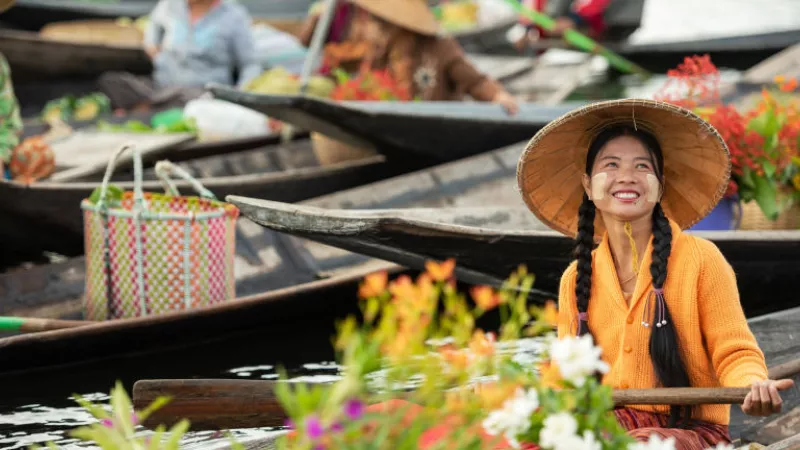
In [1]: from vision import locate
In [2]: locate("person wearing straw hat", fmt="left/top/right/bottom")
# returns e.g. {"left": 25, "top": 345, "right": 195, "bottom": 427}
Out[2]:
{"left": 517, "top": 99, "right": 793, "bottom": 448}
{"left": 329, "top": 0, "right": 519, "bottom": 114}
{"left": 0, "top": 0, "right": 22, "bottom": 180}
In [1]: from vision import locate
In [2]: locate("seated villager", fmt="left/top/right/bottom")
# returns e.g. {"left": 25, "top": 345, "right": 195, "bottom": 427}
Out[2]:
{"left": 339, "top": 0, "right": 519, "bottom": 114}
{"left": 98, "top": 0, "right": 263, "bottom": 112}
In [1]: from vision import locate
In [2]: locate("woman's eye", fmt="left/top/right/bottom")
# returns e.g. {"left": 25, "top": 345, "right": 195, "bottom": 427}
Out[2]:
{"left": 605, "top": 162, "right": 617, "bottom": 168}
{"left": 636, "top": 163, "right": 652, "bottom": 170}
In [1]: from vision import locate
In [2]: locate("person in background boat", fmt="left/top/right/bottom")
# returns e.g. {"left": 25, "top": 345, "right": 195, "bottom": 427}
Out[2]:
{"left": 0, "top": 0, "right": 22, "bottom": 180}
{"left": 297, "top": 0, "right": 369, "bottom": 75}
{"left": 343, "top": 0, "right": 519, "bottom": 115}
{"left": 517, "top": 99, "right": 793, "bottom": 449}
{"left": 97, "top": 0, "right": 263, "bottom": 112}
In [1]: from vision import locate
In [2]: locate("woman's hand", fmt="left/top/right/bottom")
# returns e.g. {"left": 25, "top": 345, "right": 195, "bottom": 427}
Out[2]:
{"left": 741, "top": 379, "right": 795, "bottom": 416}
{"left": 493, "top": 91, "right": 519, "bottom": 116}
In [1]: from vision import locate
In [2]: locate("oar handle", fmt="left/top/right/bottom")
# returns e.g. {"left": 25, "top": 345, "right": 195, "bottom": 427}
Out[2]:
{"left": 0, "top": 316, "right": 90, "bottom": 333}
{"left": 132, "top": 369, "right": 796, "bottom": 432}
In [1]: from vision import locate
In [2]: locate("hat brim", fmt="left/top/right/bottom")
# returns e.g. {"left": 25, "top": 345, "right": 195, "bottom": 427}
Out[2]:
{"left": 516, "top": 98, "right": 731, "bottom": 239}
{"left": 349, "top": 0, "right": 440, "bottom": 36}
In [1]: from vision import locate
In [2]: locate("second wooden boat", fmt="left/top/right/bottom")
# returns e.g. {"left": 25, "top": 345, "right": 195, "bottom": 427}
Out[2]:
{"left": 208, "top": 85, "right": 583, "bottom": 162}
{"left": 0, "top": 139, "right": 397, "bottom": 267}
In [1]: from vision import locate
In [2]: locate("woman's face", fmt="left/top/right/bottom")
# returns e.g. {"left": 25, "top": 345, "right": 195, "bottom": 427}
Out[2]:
{"left": 582, "top": 135, "right": 662, "bottom": 222}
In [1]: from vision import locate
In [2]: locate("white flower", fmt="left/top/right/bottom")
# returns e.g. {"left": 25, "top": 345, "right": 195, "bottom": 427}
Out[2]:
{"left": 628, "top": 434, "right": 677, "bottom": 450}
{"left": 705, "top": 444, "right": 734, "bottom": 450}
{"left": 549, "top": 334, "right": 609, "bottom": 386}
{"left": 553, "top": 430, "right": 602, "bottom": 450}
{"left": 482, "top": 388, "right": 539, "bottom": 448}
{"left": 539, "top": 412, "right": 578, "bottom": 449}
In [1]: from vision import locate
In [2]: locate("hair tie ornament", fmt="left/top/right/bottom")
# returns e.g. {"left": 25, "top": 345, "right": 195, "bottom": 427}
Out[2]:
{"left": 641, "top": 288, "right": 668, "bottom": 328}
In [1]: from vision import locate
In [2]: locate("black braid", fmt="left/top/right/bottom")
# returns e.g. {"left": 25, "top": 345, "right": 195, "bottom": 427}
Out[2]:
{"left": 649, "top": 203, "right": 692, "bottom": 427}
{"left": 574, "top": 194, "right": 596, "bottom": 336}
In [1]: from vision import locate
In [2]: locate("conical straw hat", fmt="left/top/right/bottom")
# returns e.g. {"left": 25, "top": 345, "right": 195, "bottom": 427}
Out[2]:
{"left": 516, "top": 98, "right": 731, "bottom": 239}
{"left": 0, "top": 0, "right": 14, "bottom": 13}
{"left": 349, "top": 0, "right": 440, "bottom": 36}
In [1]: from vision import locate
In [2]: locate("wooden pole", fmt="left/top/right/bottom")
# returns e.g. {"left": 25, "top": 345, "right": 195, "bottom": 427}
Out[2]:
{"left": 133, "top": 356, "right": 799, "bottom": 431}
{"left": 0, "top": 316, "right": 90, "bottom": 333}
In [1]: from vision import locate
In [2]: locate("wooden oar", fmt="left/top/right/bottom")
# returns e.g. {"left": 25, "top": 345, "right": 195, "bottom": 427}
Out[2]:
{"left": 132, "top": 357, "right": 800, "bottom": 431}
{"left": 501, "top": 0, "right": 651, "bottom": 78}
{"left": 0, "top": 316, "right": 91, "bottom": 333}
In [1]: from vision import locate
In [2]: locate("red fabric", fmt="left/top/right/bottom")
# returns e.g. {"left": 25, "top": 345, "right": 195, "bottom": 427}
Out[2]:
{"left": 570, "top": 0, "right": 611, "bottom": 36}
{"left": 362, "top": 401, "right": 730, "bottom": 450}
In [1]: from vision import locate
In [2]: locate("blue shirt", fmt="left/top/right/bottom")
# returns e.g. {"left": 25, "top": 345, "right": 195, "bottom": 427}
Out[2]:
{"left": 144, "top": 0, "right": 263, "bottom": 90}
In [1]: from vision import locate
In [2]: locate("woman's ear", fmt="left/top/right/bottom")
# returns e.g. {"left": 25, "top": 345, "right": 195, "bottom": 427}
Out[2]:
{"left": 582, "top": 173, "right": 592, "bottom": 200}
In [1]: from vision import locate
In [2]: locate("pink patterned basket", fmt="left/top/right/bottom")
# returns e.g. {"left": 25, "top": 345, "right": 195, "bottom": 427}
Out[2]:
{"left": 81, "top": 144, "right": 239, "bottom": 320}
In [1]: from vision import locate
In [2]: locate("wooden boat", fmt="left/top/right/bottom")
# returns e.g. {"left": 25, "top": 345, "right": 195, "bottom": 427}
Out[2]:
{"left": 0, "top": 138, "right": 399, "bottom": 268}
{"left": 208, "top": 85, "right": 584, "bottom": 162}
{"left": 224, "top": 140, "right": 800, "bottom": 319}
{"left": 0, "top": 259, "right": 405, "bottom": 378}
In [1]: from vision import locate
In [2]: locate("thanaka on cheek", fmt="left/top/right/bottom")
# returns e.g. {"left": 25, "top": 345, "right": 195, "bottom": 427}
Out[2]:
{"left": 646, "top": 174, "right": 660, "bottom": 203}
{"left": 591, "top": 172, "right": 608, "bottom": 201}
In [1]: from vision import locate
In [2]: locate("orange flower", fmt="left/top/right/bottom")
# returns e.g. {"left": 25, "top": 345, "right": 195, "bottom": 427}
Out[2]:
{"left": 468, "top": 330, "right": 495, "bottom": 357}
{"left": 440, "top": 348, "right": 470, "bottom": 370}
{"left": 542, "top": 300, "right": 558, "bottom": 327}
{"left": 389, "top": 275, "right": 416, "bottom": 300}
{"left": 780, "top": 77, "right": 798, "bottom": 92}
{"left": 474, "top": 382, "right": 520, "bottom": 410}
{"left": 358, "top": 271, "right": 388, "bottom": 299}
{"left": 425, "top": 258, "right": 455, "bottom": 282}
{"left": 538, "top": 361, "right": 562, "bottom": 388}
{"left": 471, "top": 285, "right": 502, "bottom": 310}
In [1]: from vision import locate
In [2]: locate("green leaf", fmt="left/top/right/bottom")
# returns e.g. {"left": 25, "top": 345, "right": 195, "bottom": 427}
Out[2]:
{"left": 763, "top": 161, "right": 777, "bottom": 178}
{"left": 748, "top": 109, "right": 781, "bottom": 138}
{"left": 752, "top": 174, "right": 780, "bottom": 220}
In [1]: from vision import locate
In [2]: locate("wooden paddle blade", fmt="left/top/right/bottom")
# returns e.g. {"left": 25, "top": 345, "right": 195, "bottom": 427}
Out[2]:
{"left": 133, "top": 379, "right": 287, "bottom": 430}
{"left": 611, "top": 387, "right": 750, "bottom": 405}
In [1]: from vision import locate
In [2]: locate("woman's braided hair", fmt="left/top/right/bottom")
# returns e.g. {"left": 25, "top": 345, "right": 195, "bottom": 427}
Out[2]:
{"left": 574, "top": 125, "right": 692, "bottom": 427}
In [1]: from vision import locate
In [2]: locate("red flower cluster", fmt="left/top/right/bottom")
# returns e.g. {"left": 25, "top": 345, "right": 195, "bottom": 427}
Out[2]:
{"left": 656, "top": 55, "right": 800, "bottom": 198}
{"left": 329, "top": 69, "right": 412, "bottom": 102}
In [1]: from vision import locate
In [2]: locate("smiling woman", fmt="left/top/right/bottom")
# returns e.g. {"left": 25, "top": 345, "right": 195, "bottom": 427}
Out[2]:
{"left": 516, "top": 99, "right": 795, "bottom": 450}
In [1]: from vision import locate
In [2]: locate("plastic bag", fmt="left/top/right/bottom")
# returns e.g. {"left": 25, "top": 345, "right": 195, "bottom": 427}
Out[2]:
{"left": 183, "top": 97, "right": 271, "bottom": 140}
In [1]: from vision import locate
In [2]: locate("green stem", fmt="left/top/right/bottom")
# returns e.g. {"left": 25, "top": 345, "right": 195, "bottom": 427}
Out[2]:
{"left": 0, "top": 316, "right": 24, "bottom": 331}
{"left": 502, "top": 0, "right": 651, "bottom": 79}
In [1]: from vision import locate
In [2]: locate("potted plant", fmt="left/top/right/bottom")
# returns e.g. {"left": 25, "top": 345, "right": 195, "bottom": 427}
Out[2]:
{"left": 656, "top": 55, "right": 800, "bottom": 230}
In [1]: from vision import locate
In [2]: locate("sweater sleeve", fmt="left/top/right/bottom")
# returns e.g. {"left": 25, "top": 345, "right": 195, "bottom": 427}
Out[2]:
{"left": 557, "top": 261, "right": 579, "bottom": 339}
{"left": 696, "top": 239, "right": 768, "bottom": 387}
{"left": 440, "top": 38, "right": 501, "bottom": 102}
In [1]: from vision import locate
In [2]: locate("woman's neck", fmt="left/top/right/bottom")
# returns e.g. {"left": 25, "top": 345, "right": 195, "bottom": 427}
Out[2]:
{"left": 603, "top": 214, "right": 652, "bottom": 277}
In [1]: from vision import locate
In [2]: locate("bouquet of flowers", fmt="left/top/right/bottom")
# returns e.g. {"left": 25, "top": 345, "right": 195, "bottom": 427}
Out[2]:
{"left": 655, "top": 55, "right": 800, "bottom": 221}
{"left": 329, "top": 68, "right": 412, "bottom": 102}
{"left": 272, "top": 260, "right": 656, "bottom": 450}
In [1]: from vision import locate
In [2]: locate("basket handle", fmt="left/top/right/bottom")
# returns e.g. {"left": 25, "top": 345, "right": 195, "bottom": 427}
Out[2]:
{"left": 153, "top": 160, "right": 217, "bottom": 200}
{"left": 96, "top": 143, "right": 145, "bottom": 210}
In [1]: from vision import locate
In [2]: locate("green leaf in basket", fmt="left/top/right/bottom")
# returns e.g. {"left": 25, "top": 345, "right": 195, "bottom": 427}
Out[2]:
{"left": 89, "top": 184, "right": 124, "bottom": 205}
{"left": 752, "top": 174, "right": 780, "bottom": 220}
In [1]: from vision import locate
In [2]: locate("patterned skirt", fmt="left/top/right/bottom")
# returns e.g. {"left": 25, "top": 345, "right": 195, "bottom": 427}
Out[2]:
{"left": 614, "top": 408, "right": 731, "bottom": 450}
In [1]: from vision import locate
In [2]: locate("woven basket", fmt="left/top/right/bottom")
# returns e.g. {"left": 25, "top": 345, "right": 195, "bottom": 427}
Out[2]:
{"left": 81, "top": 144, "right": 239, "bottom": 321}
{"left": 738, "top": 200, "right": 800, "bottom": 230}
{"left": 40, "top": 20, "right": 143, "bottom": 47}
{"left": 311, "top": 132, "right": 376, "bottom": 166}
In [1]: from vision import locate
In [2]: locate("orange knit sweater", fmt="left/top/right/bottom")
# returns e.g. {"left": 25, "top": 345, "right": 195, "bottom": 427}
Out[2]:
{"left": 557, "top": 219, "right": 768, "bottom": 425}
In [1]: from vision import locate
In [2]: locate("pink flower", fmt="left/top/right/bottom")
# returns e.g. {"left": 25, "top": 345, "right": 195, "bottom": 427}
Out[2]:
{"left": 344, "top": 398, "right": 364, "bottom": 420}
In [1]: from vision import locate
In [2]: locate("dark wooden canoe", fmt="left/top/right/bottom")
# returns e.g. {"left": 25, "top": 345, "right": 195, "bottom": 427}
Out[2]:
{"left": 0, "top": 260, "right": 404, "bottom": 378}
{"left": 208, "top": 85, "right": 583, "bottom": 162}
{"left": 0, "top": 29, "right": 150, "bottom": 81}
{"left": 225, "top": 141, "right": 800, "bottom": 319}
{"left": 0, "top": 139, "right": 400, "bottom": 267}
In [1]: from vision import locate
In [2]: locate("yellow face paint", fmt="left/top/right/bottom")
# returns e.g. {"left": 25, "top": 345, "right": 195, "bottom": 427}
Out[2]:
{"left": 646, "top": 174, "right": 660, "bottom": 203}
{"left": 591, "top": 173, "right": 608, "bottom": 201}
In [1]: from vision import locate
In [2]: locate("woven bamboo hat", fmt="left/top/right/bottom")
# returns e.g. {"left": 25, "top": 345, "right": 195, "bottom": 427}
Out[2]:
{"left": 516, "top": 98, "right": 731, "bottom": 239}
{"left": 0, "top": 0, "right": 14, "bottom": 13}
{"left": 348, "top": 0, "right": 440, "bottom": 36}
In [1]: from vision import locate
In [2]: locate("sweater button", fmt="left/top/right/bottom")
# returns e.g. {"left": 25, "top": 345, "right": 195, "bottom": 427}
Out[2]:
{"left": 626, "top": 317, "right": 633, "bottom": 324}
{"left": 624, "top": 346, "right": 632, "bottom": 353}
